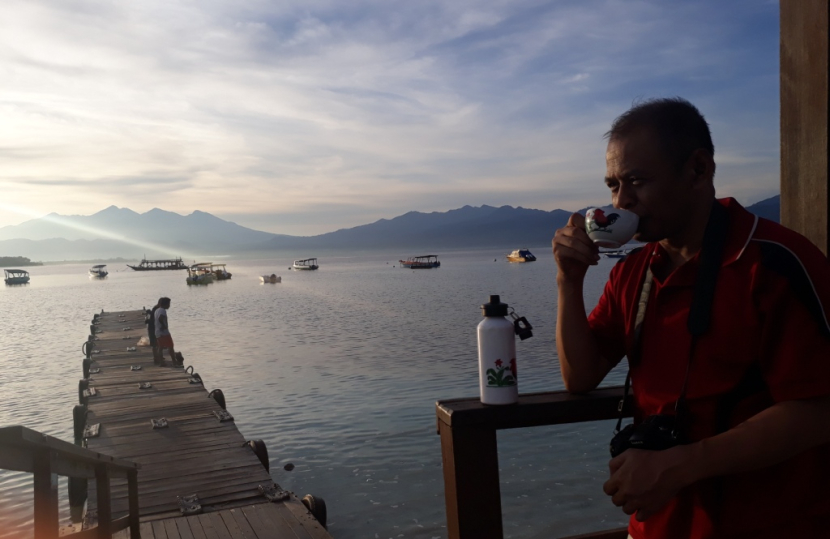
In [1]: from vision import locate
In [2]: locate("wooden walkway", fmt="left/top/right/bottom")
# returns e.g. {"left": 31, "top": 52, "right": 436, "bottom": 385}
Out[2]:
{"left": 78, "top": 309, "right": 331, "bottom": 538}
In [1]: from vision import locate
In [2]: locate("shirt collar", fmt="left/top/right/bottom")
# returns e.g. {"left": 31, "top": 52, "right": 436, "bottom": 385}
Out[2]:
{"left": 645, "top": 197, "right": 757, "bottom": 287}
{"left": 718, "top": 197, "right": 759, "bottom": 267}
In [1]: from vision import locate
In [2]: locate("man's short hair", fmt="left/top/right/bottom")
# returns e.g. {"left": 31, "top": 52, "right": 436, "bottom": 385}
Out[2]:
{"left": 160, "top": 297, "right": 171, "bottom": 308}
{"left": 605, "top": 97, "right": 714, "bottom": 173}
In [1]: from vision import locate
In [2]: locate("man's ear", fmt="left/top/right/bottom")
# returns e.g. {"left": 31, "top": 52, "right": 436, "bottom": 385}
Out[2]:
{"left": 689, "top": 148, "right": 715, "bottom": 184}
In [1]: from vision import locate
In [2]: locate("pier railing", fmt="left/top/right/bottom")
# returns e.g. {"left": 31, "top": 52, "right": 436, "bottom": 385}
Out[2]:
{"left": 0, "top": 425, "right": 141, "bottom": 539}
{"left": 436, "top": 386, "right": 633, "bottom": 539}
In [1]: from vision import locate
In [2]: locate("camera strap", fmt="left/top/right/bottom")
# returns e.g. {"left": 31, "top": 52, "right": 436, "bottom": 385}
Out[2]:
{"left": 614, "top": 200, "right": 729, "bottom": 435}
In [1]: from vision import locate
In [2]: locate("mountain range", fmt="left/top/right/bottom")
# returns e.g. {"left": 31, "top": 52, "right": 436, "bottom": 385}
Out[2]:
{"left": 0, "top": 196, "right": 781, "bottom": 261}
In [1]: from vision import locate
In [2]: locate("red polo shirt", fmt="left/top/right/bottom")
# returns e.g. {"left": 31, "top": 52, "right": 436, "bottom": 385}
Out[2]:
{"left": 588, "top": 198, "right": 830, "bottom": 538}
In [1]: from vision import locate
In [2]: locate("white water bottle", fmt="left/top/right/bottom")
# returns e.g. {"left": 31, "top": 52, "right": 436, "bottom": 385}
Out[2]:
{"left": 477, "top": 295, "right": 518, "bottom": 405}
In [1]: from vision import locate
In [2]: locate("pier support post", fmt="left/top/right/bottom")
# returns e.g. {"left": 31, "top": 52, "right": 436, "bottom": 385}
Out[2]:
{"left": 33, "top": 448, "right": 58, "bottom": 539}
{"left": 95, "top": 464, "right": 113, "bottom": 539}
{"left": 439, "top": 422, "right": 503, "bottom": 539}
{"left": 128, "top": 469, "right": 140, "bottom": 538}
{"left": 781, "top": 0, "right": 830, "bottom": 254}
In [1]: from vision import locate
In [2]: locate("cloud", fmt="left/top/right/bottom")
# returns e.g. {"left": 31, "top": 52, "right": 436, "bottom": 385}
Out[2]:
{"left": 0, "top": 0, "right": 780, "bottom": 233}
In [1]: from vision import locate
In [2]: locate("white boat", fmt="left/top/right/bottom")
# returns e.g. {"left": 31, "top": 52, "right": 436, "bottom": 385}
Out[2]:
{"left": 292, "top": 258, "right": 319, "bottom": 270}
{"left": 186, "top": 263, "right": 215, "bottom": 285}
{"left": 260, "top": 274, "right": 282, "bottom": 283}
{"left": 209, "top": 263, "right": 232, "bottom": 280}
{"left": 89, "top": 264, "right": 109, "bottom": 278}
{"left": 4, "top": 269, "right": 30, "bottom": 285}
{"left": 506, "top": 249, "right": 536, "bottom": 263}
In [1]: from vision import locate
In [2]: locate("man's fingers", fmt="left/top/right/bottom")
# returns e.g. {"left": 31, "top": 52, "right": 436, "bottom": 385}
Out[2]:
{"left": 566, "top": 212, "right": 586, "bottom": 229}
{"left": 622, "top": 501, "right": 640, "bottom": 516}
{"left": 602, "top": 478, "right": 618, "bottom": 497}
{"left": 554, "top": 242, "right": 599, "bottom": 267}
{"left": 635, "top": 508, "right": 652, "bottom": 522}
{"left": 609, "top": 454, "right": 625, "bottom": 474}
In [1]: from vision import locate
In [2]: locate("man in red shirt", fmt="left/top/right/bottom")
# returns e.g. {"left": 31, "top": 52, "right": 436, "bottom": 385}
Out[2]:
{"left": 552, "top": 97, "right": 830, "bottom": 538}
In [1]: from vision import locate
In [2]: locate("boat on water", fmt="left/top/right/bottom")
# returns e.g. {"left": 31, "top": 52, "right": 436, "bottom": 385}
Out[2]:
{"left": 127, "top": 257, "right": 188, "bottom": 271}
{"left": 209, "top": 263, "right": 232, "bottom": 280}
{"left": 506, "top": 249, "right": 537, "bottom": 263}
{"left": 399, "top": 255, "right": 441, "bottom": 269}
{"left": 4, "top": 269, "right": 30, "bottom": 285}
{"left": 89, "top": 264, "right": 109, "bottom": 278}
{"left": 603, "top": 248, "right": 633, "bottom": 259}
{"left": 292, "top": 258, "right": 319, "bottom": 270}
{"left": 186, "top": 263, "right": 215, "bottom": 285}
{"left": 260, "top": 274, "right": 282, "bottom": 283}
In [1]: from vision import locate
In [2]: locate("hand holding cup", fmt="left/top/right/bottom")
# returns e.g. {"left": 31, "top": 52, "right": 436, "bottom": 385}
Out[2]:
{"left": 553, "top": 212, "right": 601, "bottom": 283}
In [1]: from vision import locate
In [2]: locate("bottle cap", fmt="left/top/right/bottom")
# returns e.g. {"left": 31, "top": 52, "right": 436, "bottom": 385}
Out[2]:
{"left": 481, "top": 295, "right": 508, "bottom": 317}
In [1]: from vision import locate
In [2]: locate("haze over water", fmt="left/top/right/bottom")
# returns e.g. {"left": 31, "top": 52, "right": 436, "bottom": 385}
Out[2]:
{"left": 0, "top": 249, "right": 628, "bottom": 538}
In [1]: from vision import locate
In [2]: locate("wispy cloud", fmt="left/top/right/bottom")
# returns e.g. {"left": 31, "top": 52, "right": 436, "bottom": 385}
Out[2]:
{"left": 0, "top": 0, "right": 780, "bottom": 234}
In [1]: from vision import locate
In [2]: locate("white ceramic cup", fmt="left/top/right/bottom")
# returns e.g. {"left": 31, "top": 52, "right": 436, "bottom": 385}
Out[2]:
{"left": 584, "top": 206, "right": 639, "bottom": 248}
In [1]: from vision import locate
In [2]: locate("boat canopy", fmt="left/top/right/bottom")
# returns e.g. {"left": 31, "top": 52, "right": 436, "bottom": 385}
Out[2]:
{"left": 91, "top": 264, "right": 107, "bottom": 269}
{"left": 4, "top": 269, "right": 29, "bottom": 276}
{"left": 294, "top": 258, "right": 318, "bottom": 265}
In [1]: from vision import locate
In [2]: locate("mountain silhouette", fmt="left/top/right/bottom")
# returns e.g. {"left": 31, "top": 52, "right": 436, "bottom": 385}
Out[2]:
{"left": 0, "top": 197, "right": 781, "bottom": 261}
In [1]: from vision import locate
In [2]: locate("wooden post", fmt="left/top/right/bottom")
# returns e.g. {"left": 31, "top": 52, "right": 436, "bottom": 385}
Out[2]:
{"left": 128, "top": 469, "right": 141, "bottom": 538}
{"left": 95, "top": 464, "right": 113, "bottom": 539}
{"left": 439, "top": 422, "right": 503, "bottom": 539}
{"left": 780, "top": 0, "right": 830, "bottom": 254}
{"left": 33, "top": 449, "right": 58, "bottom": 539}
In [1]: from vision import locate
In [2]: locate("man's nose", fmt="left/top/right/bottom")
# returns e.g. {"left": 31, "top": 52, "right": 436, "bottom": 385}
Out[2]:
{"left": 614, "top": 184, "right": 636, "bottom": 210}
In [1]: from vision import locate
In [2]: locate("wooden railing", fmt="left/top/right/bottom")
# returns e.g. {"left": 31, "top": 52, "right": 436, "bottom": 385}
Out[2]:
{"left": 436, "top": 386, "right": 633, "bottom": 539}
{"left": 0, "top": 425, "right": 141, "bottom": 539}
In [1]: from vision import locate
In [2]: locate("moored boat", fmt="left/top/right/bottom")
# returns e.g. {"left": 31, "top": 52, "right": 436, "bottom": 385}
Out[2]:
{"left": 210, "top": 263, "right": 232, "bottom": 280}
{"left": 127, "top": 257, "right": 188, "bottom": 271}
{"left": 292, "top": 258, "right": 319, "bottom": 270}
{"left": 89, "top": 264, "right": 109, "bottom": 278}
{"left": 186, "top": 263, "right": 215, "bottom": 285}
{"left": 506, "top": 249, "right": 536, "bottom": 263}
{"left": 603, "top": 249, "right": 632, "bottom": 259}
{"left": 4, "top": 269, "right": 30, "bottom": 285}
{"left": 260, "top": 274, "right": 282, "bottom": 283}
{"left": 399, "top": 255, "right": 440, "bottom": 269}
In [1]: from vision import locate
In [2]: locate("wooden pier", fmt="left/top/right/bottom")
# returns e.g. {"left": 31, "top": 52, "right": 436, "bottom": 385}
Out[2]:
{"left": 75, "top": 309, "right": 331, "bottom": 538}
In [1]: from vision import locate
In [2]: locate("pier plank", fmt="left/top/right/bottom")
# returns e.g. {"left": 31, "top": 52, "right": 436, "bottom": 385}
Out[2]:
{"left": 81, "top": 310, "right": 331, "bottom": 539}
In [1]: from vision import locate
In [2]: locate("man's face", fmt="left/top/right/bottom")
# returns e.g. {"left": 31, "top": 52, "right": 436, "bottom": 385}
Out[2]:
{"left": 604, "top": 128, "right": 694, "bottom": 243}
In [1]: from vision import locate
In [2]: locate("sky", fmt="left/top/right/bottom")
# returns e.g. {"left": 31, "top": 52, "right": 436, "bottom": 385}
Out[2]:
{"left": 0, "top": 0, "right": 781, "bottom": 236}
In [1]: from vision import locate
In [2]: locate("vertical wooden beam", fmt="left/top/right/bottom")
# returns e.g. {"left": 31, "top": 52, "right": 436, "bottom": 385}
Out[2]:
{"left": 128, "top": 469, "right": 141, "bottom": 538}
{"left": 96, "top": 464, "right": 113, "bottom": 539}
{"left": 780, "top": 0, "right": 830, "bottom": 254}
{"left": 439, "top": 422, "right": 503, "bottom": 539}
{"left": 33, "top": 449, "right": 58, "bottom": 539}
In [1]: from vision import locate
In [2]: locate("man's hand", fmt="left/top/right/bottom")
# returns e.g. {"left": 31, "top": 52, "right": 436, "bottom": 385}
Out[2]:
{"left": 603, "top": 445, "right": 698, "bottom": 521}
{"left": 553, "top": 212, "right": 600, "bottom": 284}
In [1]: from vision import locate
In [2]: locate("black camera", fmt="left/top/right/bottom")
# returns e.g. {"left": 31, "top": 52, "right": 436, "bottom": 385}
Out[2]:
{"left": 609, "top": 414, "right": 684, "bottom": 458}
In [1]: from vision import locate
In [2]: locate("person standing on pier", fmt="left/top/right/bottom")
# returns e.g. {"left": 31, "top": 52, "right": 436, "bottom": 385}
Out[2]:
{"left": 552, "top": 97, "right": 830, "bottom": 538}
{"left": 147, "top": 300, "right": 163, "bottom": 365}
{"left": 154, "top": 297, "right": 177, "bottom": 367}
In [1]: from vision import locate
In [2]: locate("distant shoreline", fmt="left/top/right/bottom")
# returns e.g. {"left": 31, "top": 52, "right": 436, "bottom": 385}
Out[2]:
{"left": 0, "top": 257, "right": 43, "bottom": 267}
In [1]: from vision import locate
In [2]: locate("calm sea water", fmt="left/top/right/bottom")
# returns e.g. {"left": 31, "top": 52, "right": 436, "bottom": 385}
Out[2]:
{"left": 0, "top": 249, "right": 629, "bottom": 539}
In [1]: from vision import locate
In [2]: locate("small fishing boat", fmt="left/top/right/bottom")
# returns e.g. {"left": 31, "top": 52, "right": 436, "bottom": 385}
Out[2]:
{"left": 260, "top": 274, "right": 282, "bottom": 283}
{"left": 186, "top": 263, "right": 215, "bottom": 285}
{"left": 89, "top": 264, "right": 109, "bottom": 278}
{"left": 210, "top": 263, "right": 232, "bottom": 280}
{"left": 399, "top": 255, "right": 440, "bottom": 269}
{"left": 292, "top": 258, "right": 319, "bottom": 270}
{"left": 4, "top": 269, "right": 30, "bottom": 285}
{"left": 506, "top": 249, "right": 536, "bottom": 263}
